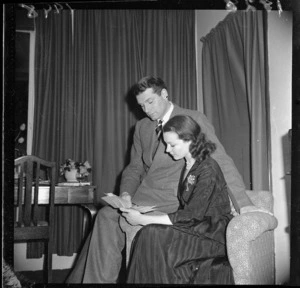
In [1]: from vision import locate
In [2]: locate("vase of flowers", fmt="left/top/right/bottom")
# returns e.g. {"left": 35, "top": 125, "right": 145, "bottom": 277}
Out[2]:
{"left": 64, "top": 169, "right": 78, "bottom": 182}
{"left": 60, "top": 159, "right": 92, "bottom": 182}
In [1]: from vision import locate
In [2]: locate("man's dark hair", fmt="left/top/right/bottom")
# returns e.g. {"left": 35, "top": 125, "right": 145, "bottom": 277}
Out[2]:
{"left": 132, "top": 76, "right": 167, "bottom": 97}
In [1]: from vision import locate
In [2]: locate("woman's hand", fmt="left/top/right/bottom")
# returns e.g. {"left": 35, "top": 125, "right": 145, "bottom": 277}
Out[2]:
{"left": 120, "top": 207, "right": 144, "bottom": 226}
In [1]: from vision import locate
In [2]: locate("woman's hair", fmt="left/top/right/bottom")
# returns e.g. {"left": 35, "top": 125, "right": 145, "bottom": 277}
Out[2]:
{"left": 163, "top": 115, "right": 216, "bottom": 161}
{"left": 132, "top": 76, "right": 167, "bottom": 97}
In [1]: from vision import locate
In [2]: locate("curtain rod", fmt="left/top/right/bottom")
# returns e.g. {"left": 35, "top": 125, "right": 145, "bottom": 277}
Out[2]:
{"left": 18, "top": 0, "right": 285, "bottom": 18}
{"left": 19, "top": 3, "right": 73, "bottom": 18}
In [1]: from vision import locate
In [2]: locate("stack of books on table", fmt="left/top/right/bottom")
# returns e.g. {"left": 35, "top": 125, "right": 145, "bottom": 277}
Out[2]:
{"left": 57, "top": 181, "right": 91, "bottom": 187}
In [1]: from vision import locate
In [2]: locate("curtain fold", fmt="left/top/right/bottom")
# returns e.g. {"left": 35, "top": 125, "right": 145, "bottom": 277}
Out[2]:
{"left": 93, "top": 10, "right": 143, "bottom": 201}
{"left": 201, "top": 11, "right": 269, "bottom": 191}
{"left": 31, "top": 10, "right": 196, "bottom": 257}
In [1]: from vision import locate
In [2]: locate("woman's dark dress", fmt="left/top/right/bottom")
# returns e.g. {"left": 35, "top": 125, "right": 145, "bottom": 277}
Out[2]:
{"left": 126, "top": 157, "right": 234, "bottom": 284}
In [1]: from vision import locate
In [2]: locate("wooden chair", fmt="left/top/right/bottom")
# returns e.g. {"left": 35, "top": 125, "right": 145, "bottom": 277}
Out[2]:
{"left": 14, "top": 155, "right": 56, "bottom": 283}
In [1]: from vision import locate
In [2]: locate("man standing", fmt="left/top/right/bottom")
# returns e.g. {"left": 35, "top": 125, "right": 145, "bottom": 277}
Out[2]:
{"left": 66, "top": 76, "right": 256, "bottom": 283}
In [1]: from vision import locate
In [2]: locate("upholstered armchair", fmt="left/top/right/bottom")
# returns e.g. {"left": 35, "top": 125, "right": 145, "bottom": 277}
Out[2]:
{"left": 226, "top": 190, "right": 278, "bottom": 285}
{"left": 123, "top": 189, "right": 278, "bottom": 285}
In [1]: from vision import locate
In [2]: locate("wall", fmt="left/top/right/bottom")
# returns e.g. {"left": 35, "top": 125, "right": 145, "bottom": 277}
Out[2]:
{"left": 14, "top": 243, "right": 76, "bottom": 271}
{"left": 195, "top": 10, "right": 292, "bottom": 284}
{"left": 268, "top": 11, "right": 292, "bottom": 285}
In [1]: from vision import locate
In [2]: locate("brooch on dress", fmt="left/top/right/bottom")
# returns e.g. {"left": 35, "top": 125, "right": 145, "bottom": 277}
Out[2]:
{"left": 186, "top": 174, "right": 196, "bottom": 191}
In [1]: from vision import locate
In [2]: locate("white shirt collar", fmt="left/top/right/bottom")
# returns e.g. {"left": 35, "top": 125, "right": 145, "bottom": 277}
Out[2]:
{"left": 158, "top": 102, "right": 174, "bottom": 126}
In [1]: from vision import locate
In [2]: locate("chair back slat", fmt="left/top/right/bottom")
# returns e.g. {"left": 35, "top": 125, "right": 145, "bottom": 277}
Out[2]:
{"left": 33, "top": 162, "right": 41, "bottom": 226}
{"left": 24, "top": 161, "right": 33, "bottom": 226}
{"left": 48, "top": 164, "right": 56, "bottom": 237}
{"left": 17, "top": 163, "right": 24, "bottom": 226}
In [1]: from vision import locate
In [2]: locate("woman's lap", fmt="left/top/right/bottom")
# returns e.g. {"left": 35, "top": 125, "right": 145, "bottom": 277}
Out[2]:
{"left": 127, "top": 224, "right": 233, "bottom": 284}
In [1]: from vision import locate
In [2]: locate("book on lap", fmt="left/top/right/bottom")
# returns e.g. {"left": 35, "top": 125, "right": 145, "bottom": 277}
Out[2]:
{"left": 102, "top": 193, "right": 156, "bottom": 213}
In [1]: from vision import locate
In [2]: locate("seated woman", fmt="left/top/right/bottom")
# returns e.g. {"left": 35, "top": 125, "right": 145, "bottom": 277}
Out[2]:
{"left": 120, "top": 115, "right": 234, "bottom": 284}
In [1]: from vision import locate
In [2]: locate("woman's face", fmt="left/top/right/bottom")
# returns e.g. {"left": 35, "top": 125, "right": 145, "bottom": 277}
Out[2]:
{"left": 163, "top": 131, "right": 191, "bottom": 160}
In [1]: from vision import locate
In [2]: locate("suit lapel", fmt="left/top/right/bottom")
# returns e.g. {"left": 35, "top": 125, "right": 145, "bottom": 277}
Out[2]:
{"left": 170, "top": 104, "right": 183, "bottom": 117}
{"left": 146, "top": 120, "right": 160, "bottom": 162}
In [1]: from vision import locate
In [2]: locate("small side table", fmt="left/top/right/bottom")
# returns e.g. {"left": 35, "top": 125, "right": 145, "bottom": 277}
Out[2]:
{"left": 55, "top": 184, "right": 98, "bottom": 234}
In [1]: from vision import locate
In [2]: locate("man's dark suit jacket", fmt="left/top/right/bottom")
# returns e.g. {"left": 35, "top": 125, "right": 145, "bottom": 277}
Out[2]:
{"left": 120, "top": 104, "right": 251, "bottom": 214}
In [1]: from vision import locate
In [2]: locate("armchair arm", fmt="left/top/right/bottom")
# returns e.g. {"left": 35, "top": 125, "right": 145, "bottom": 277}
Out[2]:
{"left": 226, "top": 212, "right": 278, "bottom": 284}
{"left": 227, "top": 212, "right": 278, "bottom": 242}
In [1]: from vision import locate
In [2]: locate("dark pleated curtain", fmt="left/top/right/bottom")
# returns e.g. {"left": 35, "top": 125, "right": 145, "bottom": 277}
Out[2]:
{"left": 93, "top": 10, "right": 197, "bottom": 200}
{"left": 201, "top": 11, "right": 269, "bottom": 191}
{"left": 31, "top": 10, "right": 196, "bottom": 257}
{"left": 30, "top": 11, "right": 92, "bottom": 257}
{"left": 136, "top": 10, "right": 197, "bottom": 108}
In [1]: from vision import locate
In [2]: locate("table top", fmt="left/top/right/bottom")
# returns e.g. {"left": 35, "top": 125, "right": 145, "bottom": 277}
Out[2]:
{"left": 14, "top": 184, "right": 96, "bottom": 205}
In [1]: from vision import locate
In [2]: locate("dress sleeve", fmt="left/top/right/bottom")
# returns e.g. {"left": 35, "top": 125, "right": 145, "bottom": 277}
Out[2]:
{"left": 168, "top": 164, "right": 217, "bottom": 225}
{"left": 119, "top": 122, "right": 145, "bottom": 197}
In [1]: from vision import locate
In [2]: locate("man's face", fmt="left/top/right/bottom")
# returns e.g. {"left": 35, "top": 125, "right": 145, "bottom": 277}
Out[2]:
{"left": 136, "top": 88, "right": 169, "bottom": 121}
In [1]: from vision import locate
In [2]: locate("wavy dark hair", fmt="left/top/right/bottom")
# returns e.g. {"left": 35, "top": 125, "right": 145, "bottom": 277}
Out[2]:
{"left": 163, "top": 115, "right": 216, "bottom": 161}
{"left": 132, "top": 76, "right": 167, "bottom": 97}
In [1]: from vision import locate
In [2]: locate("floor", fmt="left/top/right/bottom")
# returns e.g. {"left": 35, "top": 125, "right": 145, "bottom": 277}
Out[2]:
{"left": 17, "top": 258, "right": 127, "bottom": 285}
{"left": 17, "top": 269, "right": 71, "bottom": 286}
{"left": 15, "top": 267, "right": 300, "bottom": 286}
{"left": 15, "top": 246, "right": 128, "bottom": 285}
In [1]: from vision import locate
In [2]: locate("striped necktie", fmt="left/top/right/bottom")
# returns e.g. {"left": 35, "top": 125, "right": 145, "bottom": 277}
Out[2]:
{"left": 152, "top": 120, "right": 163, "bottom": 159}
{"left": 155, "top": 119, "right": 163, "bottom": 137}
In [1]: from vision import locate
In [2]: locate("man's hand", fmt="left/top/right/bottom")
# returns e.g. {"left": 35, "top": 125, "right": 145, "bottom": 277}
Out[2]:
{"left": 120, "top": 192, "right": 132, "bottom": 208}
{"left": 240, "top": 205, "right": 274, "bottom": 216}
{"left": 120, "top": 207, "right": 143, "bottom": 226}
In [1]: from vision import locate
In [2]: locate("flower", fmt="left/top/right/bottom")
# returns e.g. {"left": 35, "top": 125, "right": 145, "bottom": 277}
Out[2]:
{"left": 15, "top": 123, "right": 27, "bottom": 158}
{"left": 18, "top": 137, "right": 25, "bottom": 144}
{"left": 186, "top": 174, "right": 196, "bottom": 192}
{"left": 60, "top": 159, "right": 92, "bottom": 176}
{"left": 20, "top": 123, "right": 26, "bottom": 131}
{"left": 187, "top": 175, "right": 195, "bottom": 185}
